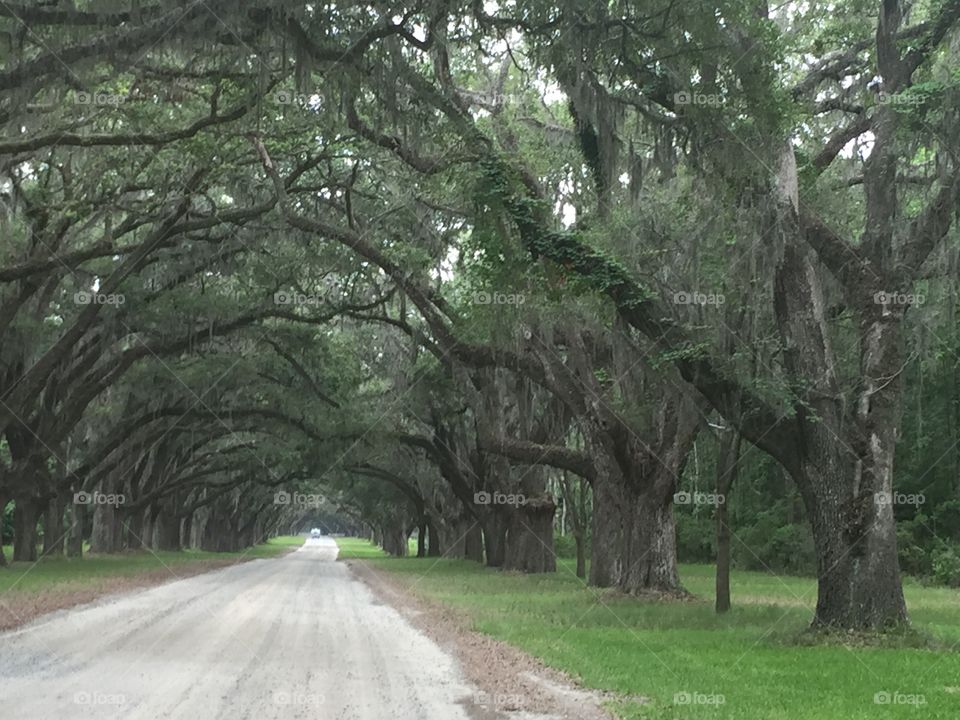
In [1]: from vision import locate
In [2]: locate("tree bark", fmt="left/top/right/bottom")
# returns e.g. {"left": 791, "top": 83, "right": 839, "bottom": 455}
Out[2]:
{"left": 426, "top": 520, "right": 441, "bottom": 556}
{"left": 464, "top": 522, "right": 484, "bottom": 563}
{"left": 774, "top": 206, "right": 908, "bottom": 629}
{"left": 482, "top": 507, "right": 509, "bottom": 568}
{"left": 416, "top": 518, "right": 426, "bottom": 557}
{"left": 504, "top": 496, "right": 557, "bottom": 573}
{"left": 89, "top": 499, "right": 118, "bottom": 553}
{"left": 41, "top": 492, "right": 66, "bottom": 557}
{"left": 382, "top": 523, "right": 409, "bottom": 556}
{"left": 153, "top": 508, "right": 181, "bottom": 551}
{"left": 715, "top": 430, "right": 741, "bottom": 613}
{"left": 180, "top": 511, "right": 193, "bottom": 549}
{"left": 67, "top": 500, "right": 85, "bottom": 558}
{"left": 12, "top": 497, "right": 40, "bottom": 561}
{"left": 126, "top": 507, "right": 146, "bottom": 550}
{"left": 619, "top": 493, "right": 683, "bottom": 595}
{"left": 587, "top": 463, "right": 624, "bottom": 587}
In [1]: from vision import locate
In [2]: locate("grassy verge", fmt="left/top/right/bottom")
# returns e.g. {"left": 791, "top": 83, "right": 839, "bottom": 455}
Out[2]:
{"left": 335, "top": 536, "right": 392, "bottom": 559}
{"left": 333, "top": 535, "right": 420, "bottom": 558}
{"left": 336, "top": 537, "right": 960, "bottom": 720}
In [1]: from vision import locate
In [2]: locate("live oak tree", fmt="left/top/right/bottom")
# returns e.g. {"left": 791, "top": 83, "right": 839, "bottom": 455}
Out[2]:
{"left": 3, "top": 1, "right": 959, "bottom": 635}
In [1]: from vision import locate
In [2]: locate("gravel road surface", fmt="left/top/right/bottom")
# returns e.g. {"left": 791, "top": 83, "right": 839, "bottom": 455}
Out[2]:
{"left": 0, "top": 537, "right": 492, "bottom": 719}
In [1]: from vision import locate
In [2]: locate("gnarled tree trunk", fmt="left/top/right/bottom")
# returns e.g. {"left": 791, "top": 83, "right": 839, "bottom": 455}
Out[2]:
{"left": 504, "top": 495, "right": 556, "bottom": 573}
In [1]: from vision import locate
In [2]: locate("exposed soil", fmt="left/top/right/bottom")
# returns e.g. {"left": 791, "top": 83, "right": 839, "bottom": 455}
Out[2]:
{"left": 0, "top": 555, "right": 270, "bottom": 632}
{"left": 2, "top": 539, "right": 519, "bottom": 719}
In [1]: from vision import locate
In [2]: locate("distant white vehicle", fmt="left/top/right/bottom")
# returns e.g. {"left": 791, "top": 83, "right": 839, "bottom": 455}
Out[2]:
{"left": 310, "top": 528, "right": 322, "bottom": 538}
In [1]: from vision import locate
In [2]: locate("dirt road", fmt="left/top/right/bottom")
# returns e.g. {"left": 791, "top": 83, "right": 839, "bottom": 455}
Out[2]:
{"left": 0, "top": 538, "right": 494, "bottom": 719}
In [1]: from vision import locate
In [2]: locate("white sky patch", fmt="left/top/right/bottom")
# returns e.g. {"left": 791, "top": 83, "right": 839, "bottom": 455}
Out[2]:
{"left": 436, "top": 245, "right": 459, "bottom": 283}
{"left": 554, "top": 174, "right": 577, "bottom": 228}
{"left": 846, "top": 131, "right": 875, "bottom": 161}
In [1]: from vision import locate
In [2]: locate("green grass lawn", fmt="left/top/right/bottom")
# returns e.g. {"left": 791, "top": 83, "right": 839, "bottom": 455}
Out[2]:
{"left": 335, "top": 536, "right": 393, "bottom": 558}
{"left": 0, "top": 535, "right": 303, "bottom": 595}
{"left": 333, "top": 535, "right": 420, "bottom": 558}
{"left": 335, "top": 537, "right": 960, "bottom": 719}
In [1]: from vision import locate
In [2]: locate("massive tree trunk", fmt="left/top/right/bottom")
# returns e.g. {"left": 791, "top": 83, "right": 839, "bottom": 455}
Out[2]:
{"left": 620, "top": 491, "right": 682, "bottom": 594}
{"left": 90, "top": 499, "right": 119, "bottom": 553}
{"left": 783, "top": 165, "right": 907, "bottom": 625}
{"left": 582, "top": 395, "right": 698, "bottom": 595}
{"left": 12, "top": 496, "right": 40, "bottom": 562}
{"left": 180, "top": 511, "right": 194, "bottom": 549}
{"left": 153, "top": 508, "right": 181, "bottom": 551}
{"left": 481, "top": 506, "right": 509, "bottom": 568}
{"left": 504, "top": 495, "right": 556, "bottom": 573}
{"left": 41, "top": 492, "right": 66, "bottom": 557}
{"left": 67, "top": 499, "right": 85, "bottom": 558}
{"left": 586, "top": 462, "right": 624, "bottom": 587}
{"left": 798, "top": 446, "right": 906, "bottom": 629}
{"left": 382, "top": 523, "right": 409, "bottom": 556}
{"left": 426, "top": 520, "right": 441, "bottom": 556}
{"left": 773, "top": 188, "right": 908, "bottom": 629}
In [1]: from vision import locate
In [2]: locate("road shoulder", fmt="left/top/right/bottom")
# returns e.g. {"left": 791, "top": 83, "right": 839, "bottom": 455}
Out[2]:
{"left": 345, "top": 558, "right": 617, "bottom": 720}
